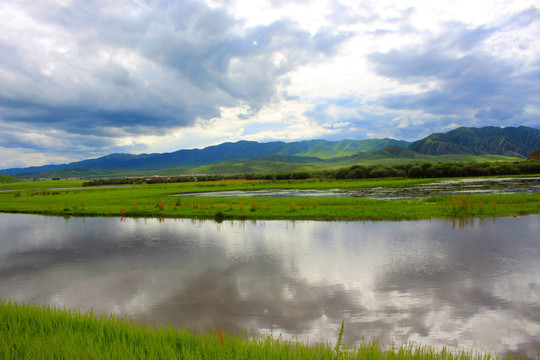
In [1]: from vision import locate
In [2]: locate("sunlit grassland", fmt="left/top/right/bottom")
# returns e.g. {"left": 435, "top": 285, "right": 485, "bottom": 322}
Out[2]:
{"left": 1, "top": 178, "right": 430, "bottom": 191}
{"left": 175, "top": 153, "right": 523, "bottom": 175}
{"left": 0, "top": 178, "right": 538, "bottom": 220}
{"left": 1, "top": 300, "right": 512, "bottom": 360}
{"left": 0, "top": 179, "right": 86, "bottom": 190}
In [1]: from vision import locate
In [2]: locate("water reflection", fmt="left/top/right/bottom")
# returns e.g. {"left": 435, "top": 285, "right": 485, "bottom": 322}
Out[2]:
{"left": 443, "top": 217, "right": 487, "bottom": 229}
{"left": 0, "top": 214, "right": 539, "bottom": 357}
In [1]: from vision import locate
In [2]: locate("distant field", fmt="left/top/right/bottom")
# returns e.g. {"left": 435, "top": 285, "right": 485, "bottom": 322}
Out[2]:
{"left": 0, "top": 178, "right": 538, "bottom": 221}
{"left": 0, "top": 179, "right": 86, "bottom": 190}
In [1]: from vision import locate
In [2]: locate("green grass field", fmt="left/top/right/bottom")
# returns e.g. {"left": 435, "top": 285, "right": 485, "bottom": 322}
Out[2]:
{"left": 187, "top": 153, "right": 522, "bottom": 175}
{"left": 0, "top": 300, "right": 513, "bottom": 360}
{"left": 0, "top": 178, "right": 538, "bottom": 221}
{"left": 0, "top": 174, "right": 20, "bottom": 184}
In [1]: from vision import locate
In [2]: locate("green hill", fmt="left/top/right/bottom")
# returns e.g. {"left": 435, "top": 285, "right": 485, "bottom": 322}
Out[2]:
{"left": 0, "top": 174, "right": 20, "bottom": 183}
{"left": 292, "top": 139, "right": 409, "bottom": 159}
{"left": 340, "top": 146, "right": 519, "bottom": 168}
{"left": 2, "top": 126, "right": 539, "bottom": 178}
{"left": 190, "top": 156, "right": 324, "bottom": 175}
{"left": 408, "top": 126, "right": 540, "bottom": 157}
{"left": 2, "top": 139, "right": 409, "bottom": 178}
{"left": 360, "top": 145, "right": 425, "bottom": 159}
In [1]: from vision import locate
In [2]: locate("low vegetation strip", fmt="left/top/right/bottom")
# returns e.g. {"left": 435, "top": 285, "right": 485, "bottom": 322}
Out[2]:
{"left": 0, "top": 179, "right": 539, "bottom": 221}
{"left": 76, "top": 159, "right": 540, "bottom": 186}
{"left": 0, "top": 300, "right": 510, "bottom": 360}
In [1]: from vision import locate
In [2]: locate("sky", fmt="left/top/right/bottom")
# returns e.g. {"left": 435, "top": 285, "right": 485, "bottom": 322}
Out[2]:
{"left": 1, "top": 0, "right": 539, "bottom": 169}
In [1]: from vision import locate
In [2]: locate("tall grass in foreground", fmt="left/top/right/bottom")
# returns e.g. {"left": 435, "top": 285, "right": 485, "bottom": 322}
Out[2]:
{"left": 1, "top": 300, "right": 517, "bottom": 360}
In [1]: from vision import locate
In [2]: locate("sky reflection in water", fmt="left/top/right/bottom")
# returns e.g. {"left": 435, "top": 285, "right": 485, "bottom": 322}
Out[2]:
{"left": 1, "top": 214, "right": 539, "bottom": 357}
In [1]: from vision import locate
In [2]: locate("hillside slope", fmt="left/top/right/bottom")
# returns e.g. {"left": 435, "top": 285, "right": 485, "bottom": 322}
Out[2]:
{"left": 2, "top": 126, "right": 538, "bottom": 179}
{"left": 293, "top": 139, "right": 409, "bottom": 159}
{"left": 408, "top": 126, "right": 540, "bottom": 158}
{"left": 0, "top": 139, "right": 407, "bottom": 177}
{"left": 0, "top": 174, "right": 20, "bottom": 183}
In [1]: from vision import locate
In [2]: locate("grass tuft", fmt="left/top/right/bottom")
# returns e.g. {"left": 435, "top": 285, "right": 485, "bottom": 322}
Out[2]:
{"left": 333, "top": 318, "right": 345, "bottom": 359}
{"left": 0, "top": 300, "right": 519, "bottom": 360}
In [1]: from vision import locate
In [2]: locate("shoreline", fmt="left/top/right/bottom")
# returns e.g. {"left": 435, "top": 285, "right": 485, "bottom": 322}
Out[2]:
{"left": 1, "top": 193, "right": 538, "bottom": 221}
{"left": 1, "top": 299, "right": 517, "bottom": 360}
{"left": 0, "top": 178, "right": 538, "bottom": 221}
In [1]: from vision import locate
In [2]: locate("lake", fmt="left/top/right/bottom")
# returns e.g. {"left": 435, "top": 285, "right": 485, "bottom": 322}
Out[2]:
{"left": 1, "top": 213, "right": 539, "bottom": 357}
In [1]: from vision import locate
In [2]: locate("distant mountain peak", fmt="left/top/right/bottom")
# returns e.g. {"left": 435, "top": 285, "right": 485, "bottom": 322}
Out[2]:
{"left": 0, "top": 138, "right": 409, "bottom": 177}
{"left": 2, "top": 126, "right": 539, "bottom": 179}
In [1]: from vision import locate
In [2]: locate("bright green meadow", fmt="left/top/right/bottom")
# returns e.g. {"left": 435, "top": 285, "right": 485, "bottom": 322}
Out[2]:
{"left": 1, "top": 300, "right": 516, "bottom": 360}
{"left": 1, "top": 178, "right": 539, "bottom": 220}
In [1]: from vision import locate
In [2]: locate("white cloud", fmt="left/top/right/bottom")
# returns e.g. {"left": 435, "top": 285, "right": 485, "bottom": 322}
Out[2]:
{"left": 0, "top": 147, "right": 77, "bottom": 168}
{"left": 0, "top": 0, "right": 539, "bottom": 168}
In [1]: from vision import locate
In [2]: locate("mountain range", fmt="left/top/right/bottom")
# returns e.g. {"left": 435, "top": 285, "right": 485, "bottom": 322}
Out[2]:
{"left": 2, "top": 126, "right": 539, "bottom": 179}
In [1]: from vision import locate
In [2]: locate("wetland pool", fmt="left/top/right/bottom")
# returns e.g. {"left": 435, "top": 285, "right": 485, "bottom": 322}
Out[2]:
{"left": 1, "top": 213, "right": 539, "bottom": 357}
{"left": 176, "top": 176, "right": 540, "bottom": 199}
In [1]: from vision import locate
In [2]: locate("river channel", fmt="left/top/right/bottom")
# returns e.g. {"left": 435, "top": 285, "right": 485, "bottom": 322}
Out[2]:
{"left": 1, "top": 213, "right": 539, "bottom": 357}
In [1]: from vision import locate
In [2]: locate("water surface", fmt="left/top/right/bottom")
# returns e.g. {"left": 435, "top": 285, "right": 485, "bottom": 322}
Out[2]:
{"left": 176, "top": 177, "right": 540, "bottom": 199}
{"left": 1, "top": 214, "right": 539, "bottom": 357}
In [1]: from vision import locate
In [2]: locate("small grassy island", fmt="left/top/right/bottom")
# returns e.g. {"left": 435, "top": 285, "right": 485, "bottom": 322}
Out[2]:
{"left": 1, "top": 300, "right": 517, "bottom": 359}
{"left": 0, "top": 177, "right": 539, "bottom": 221}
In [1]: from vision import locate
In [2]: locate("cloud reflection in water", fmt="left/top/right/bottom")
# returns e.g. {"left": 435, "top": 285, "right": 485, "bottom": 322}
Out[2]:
{"left": 0, "top": 214, "right": 539, "bottom": 357}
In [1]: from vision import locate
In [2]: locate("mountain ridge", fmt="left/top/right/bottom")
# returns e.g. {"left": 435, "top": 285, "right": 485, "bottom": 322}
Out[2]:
{"left": 2, "top": 126, "right": 539, "bottom": 178}
{"left": 408, "top": 126, "right": 539, "bottom": 157}
{"left": 0, "top": 138, "right": 407, "bottom": 176}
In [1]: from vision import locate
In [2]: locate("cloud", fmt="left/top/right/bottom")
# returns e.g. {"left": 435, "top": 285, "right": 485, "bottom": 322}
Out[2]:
{"left": 366, "top": 8, "right": 540, "bottom": 128}
{"left": 0, "top": 1, "right": 348, "bottom": 142}
{"left": 0, "top": 0, "right": 539, "bottom": 168}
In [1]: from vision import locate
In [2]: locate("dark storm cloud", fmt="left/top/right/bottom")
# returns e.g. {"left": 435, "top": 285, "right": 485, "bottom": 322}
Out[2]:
{"left": 0, "top": 0, "right": 349, "bottom": 145}
{"left": 0, "top": 129, "right": 116, "bottom": 151}
{"left": 0, "top": 96, "right": 177, "bottom": 136}
{"left": 367, "top": 9, "right": 540, "bottom": 126}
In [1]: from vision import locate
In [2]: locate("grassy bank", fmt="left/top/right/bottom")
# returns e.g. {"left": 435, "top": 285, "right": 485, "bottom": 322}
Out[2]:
{"left": 0, "top": 300, "right": 510, "bottom": 360}
{"left": 0, "top": 178, "right": 539, "bottom": 221}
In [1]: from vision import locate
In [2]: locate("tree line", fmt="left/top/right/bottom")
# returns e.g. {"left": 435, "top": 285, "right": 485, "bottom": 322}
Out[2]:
{"left": 238, "top": 159, "right": 540, "bottom": 181}
{"left": 82, "top": 175, "right": 224, "bottom": 186}
{"left": 330, "top": 160, "right": 540, "bottom": 179}
{"left": 82, "top": 159, "right": 540, "bottom": 186}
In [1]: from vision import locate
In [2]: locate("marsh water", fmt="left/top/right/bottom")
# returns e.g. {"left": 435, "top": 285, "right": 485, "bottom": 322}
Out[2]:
{"left": 1, "top": 213, "right": 539, "bottom": 357}
{"left": 177, "top": 177, "right": 540, "bottom": 199}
